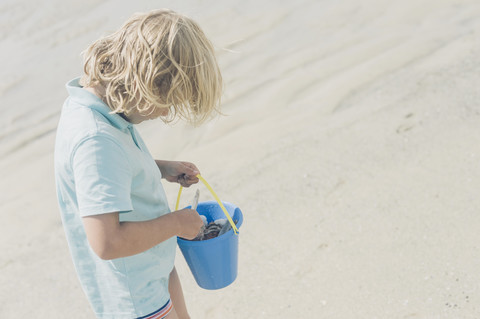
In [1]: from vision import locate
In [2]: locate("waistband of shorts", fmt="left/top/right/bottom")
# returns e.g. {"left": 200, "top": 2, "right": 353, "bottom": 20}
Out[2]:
{"left": 136, "top": 299, "right": 173, "bottom": 319}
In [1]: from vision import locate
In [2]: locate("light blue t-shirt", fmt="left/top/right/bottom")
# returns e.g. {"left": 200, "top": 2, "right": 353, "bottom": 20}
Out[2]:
{"left": 54, "top": 78, "right": 176, "bottom": 318}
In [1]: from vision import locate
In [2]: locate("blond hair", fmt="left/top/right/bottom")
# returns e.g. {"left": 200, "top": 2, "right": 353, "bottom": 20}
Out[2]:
{"left": 80, "top": 9, "right": 223, "bottom": 125}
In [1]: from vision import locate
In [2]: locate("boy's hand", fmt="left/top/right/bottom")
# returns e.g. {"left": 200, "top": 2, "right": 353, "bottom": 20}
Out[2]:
{"left": 174, "top": 208, "right": 204, "bottom": 239}
{"left": 156, "top": 160, "right": 200, "bottom": 187}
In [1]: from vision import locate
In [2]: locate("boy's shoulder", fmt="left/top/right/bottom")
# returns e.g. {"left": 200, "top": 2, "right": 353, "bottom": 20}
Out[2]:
{"left": 58, "top": 101, "right": 112, "bottom": 142}
{"left": 55, "top": 98, "right": 129, "bottom": 164}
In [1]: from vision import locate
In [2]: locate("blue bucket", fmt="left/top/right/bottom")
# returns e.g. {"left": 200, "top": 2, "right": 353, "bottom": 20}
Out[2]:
{"left": 177, "top": 201, "right": 243, "bottom": 290}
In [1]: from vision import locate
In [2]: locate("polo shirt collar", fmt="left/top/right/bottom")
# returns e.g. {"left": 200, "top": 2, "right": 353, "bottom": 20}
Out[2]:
{"left": 66, "top": 78, "right": 131, "bottom": 131}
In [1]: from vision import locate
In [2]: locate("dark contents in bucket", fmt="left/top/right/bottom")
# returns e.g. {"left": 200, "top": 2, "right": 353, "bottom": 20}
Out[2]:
{"left": 193, "top": 219, "right": 239, "bottom": 241}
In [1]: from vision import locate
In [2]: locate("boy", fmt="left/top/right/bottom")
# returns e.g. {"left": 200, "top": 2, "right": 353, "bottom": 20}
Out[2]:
{"left": 54, "top": 9, "right": 223, "bottom": 319}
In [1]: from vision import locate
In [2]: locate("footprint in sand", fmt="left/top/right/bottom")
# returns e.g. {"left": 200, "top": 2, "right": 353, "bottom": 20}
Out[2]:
{"left": 396, "top": 112, "right": 416, "bottom": 134}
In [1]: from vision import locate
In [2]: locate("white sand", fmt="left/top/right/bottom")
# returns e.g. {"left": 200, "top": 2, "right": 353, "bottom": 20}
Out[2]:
{"left": 2, "top": 0, "right": 480, "bottom": 317}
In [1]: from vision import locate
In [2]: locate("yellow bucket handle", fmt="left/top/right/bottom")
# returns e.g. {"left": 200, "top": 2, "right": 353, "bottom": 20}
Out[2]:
{"left": 175, "top": 174, "right": 239, "bottom": 235}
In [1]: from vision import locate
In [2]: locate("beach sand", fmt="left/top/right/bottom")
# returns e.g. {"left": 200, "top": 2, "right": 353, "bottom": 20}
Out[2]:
{"left": 1, "top": 0, "right": 480, "bottom": 318}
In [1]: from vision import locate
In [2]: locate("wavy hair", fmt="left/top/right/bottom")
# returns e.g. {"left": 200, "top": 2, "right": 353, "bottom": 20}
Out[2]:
{"left": 80, "top": 9, "right": 223, "bottom": 125}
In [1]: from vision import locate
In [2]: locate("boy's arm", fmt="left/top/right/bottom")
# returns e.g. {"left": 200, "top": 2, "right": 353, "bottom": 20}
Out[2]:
{"left": 82, "top": 209, "right": 202, "bottom": 260}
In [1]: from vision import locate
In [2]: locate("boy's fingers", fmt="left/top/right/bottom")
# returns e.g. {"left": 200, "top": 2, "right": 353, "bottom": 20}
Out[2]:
{"left": 187, "top": 175, "right": 199, "bottom": 185}
{"left": 177, "top": 174, "right": 199, "bottom": 187}
{"left": 181, "top": 162, "right": 200, "bottom": 176}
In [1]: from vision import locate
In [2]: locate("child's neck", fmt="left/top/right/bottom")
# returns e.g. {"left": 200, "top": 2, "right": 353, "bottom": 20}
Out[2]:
{"left": 84, "top": 84, "right": 106, "bottom": 102}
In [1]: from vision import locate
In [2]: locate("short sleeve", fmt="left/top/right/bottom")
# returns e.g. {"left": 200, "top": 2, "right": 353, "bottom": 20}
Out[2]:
{"left": 72, "top": 135, "right": 133, "bottom": 217}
